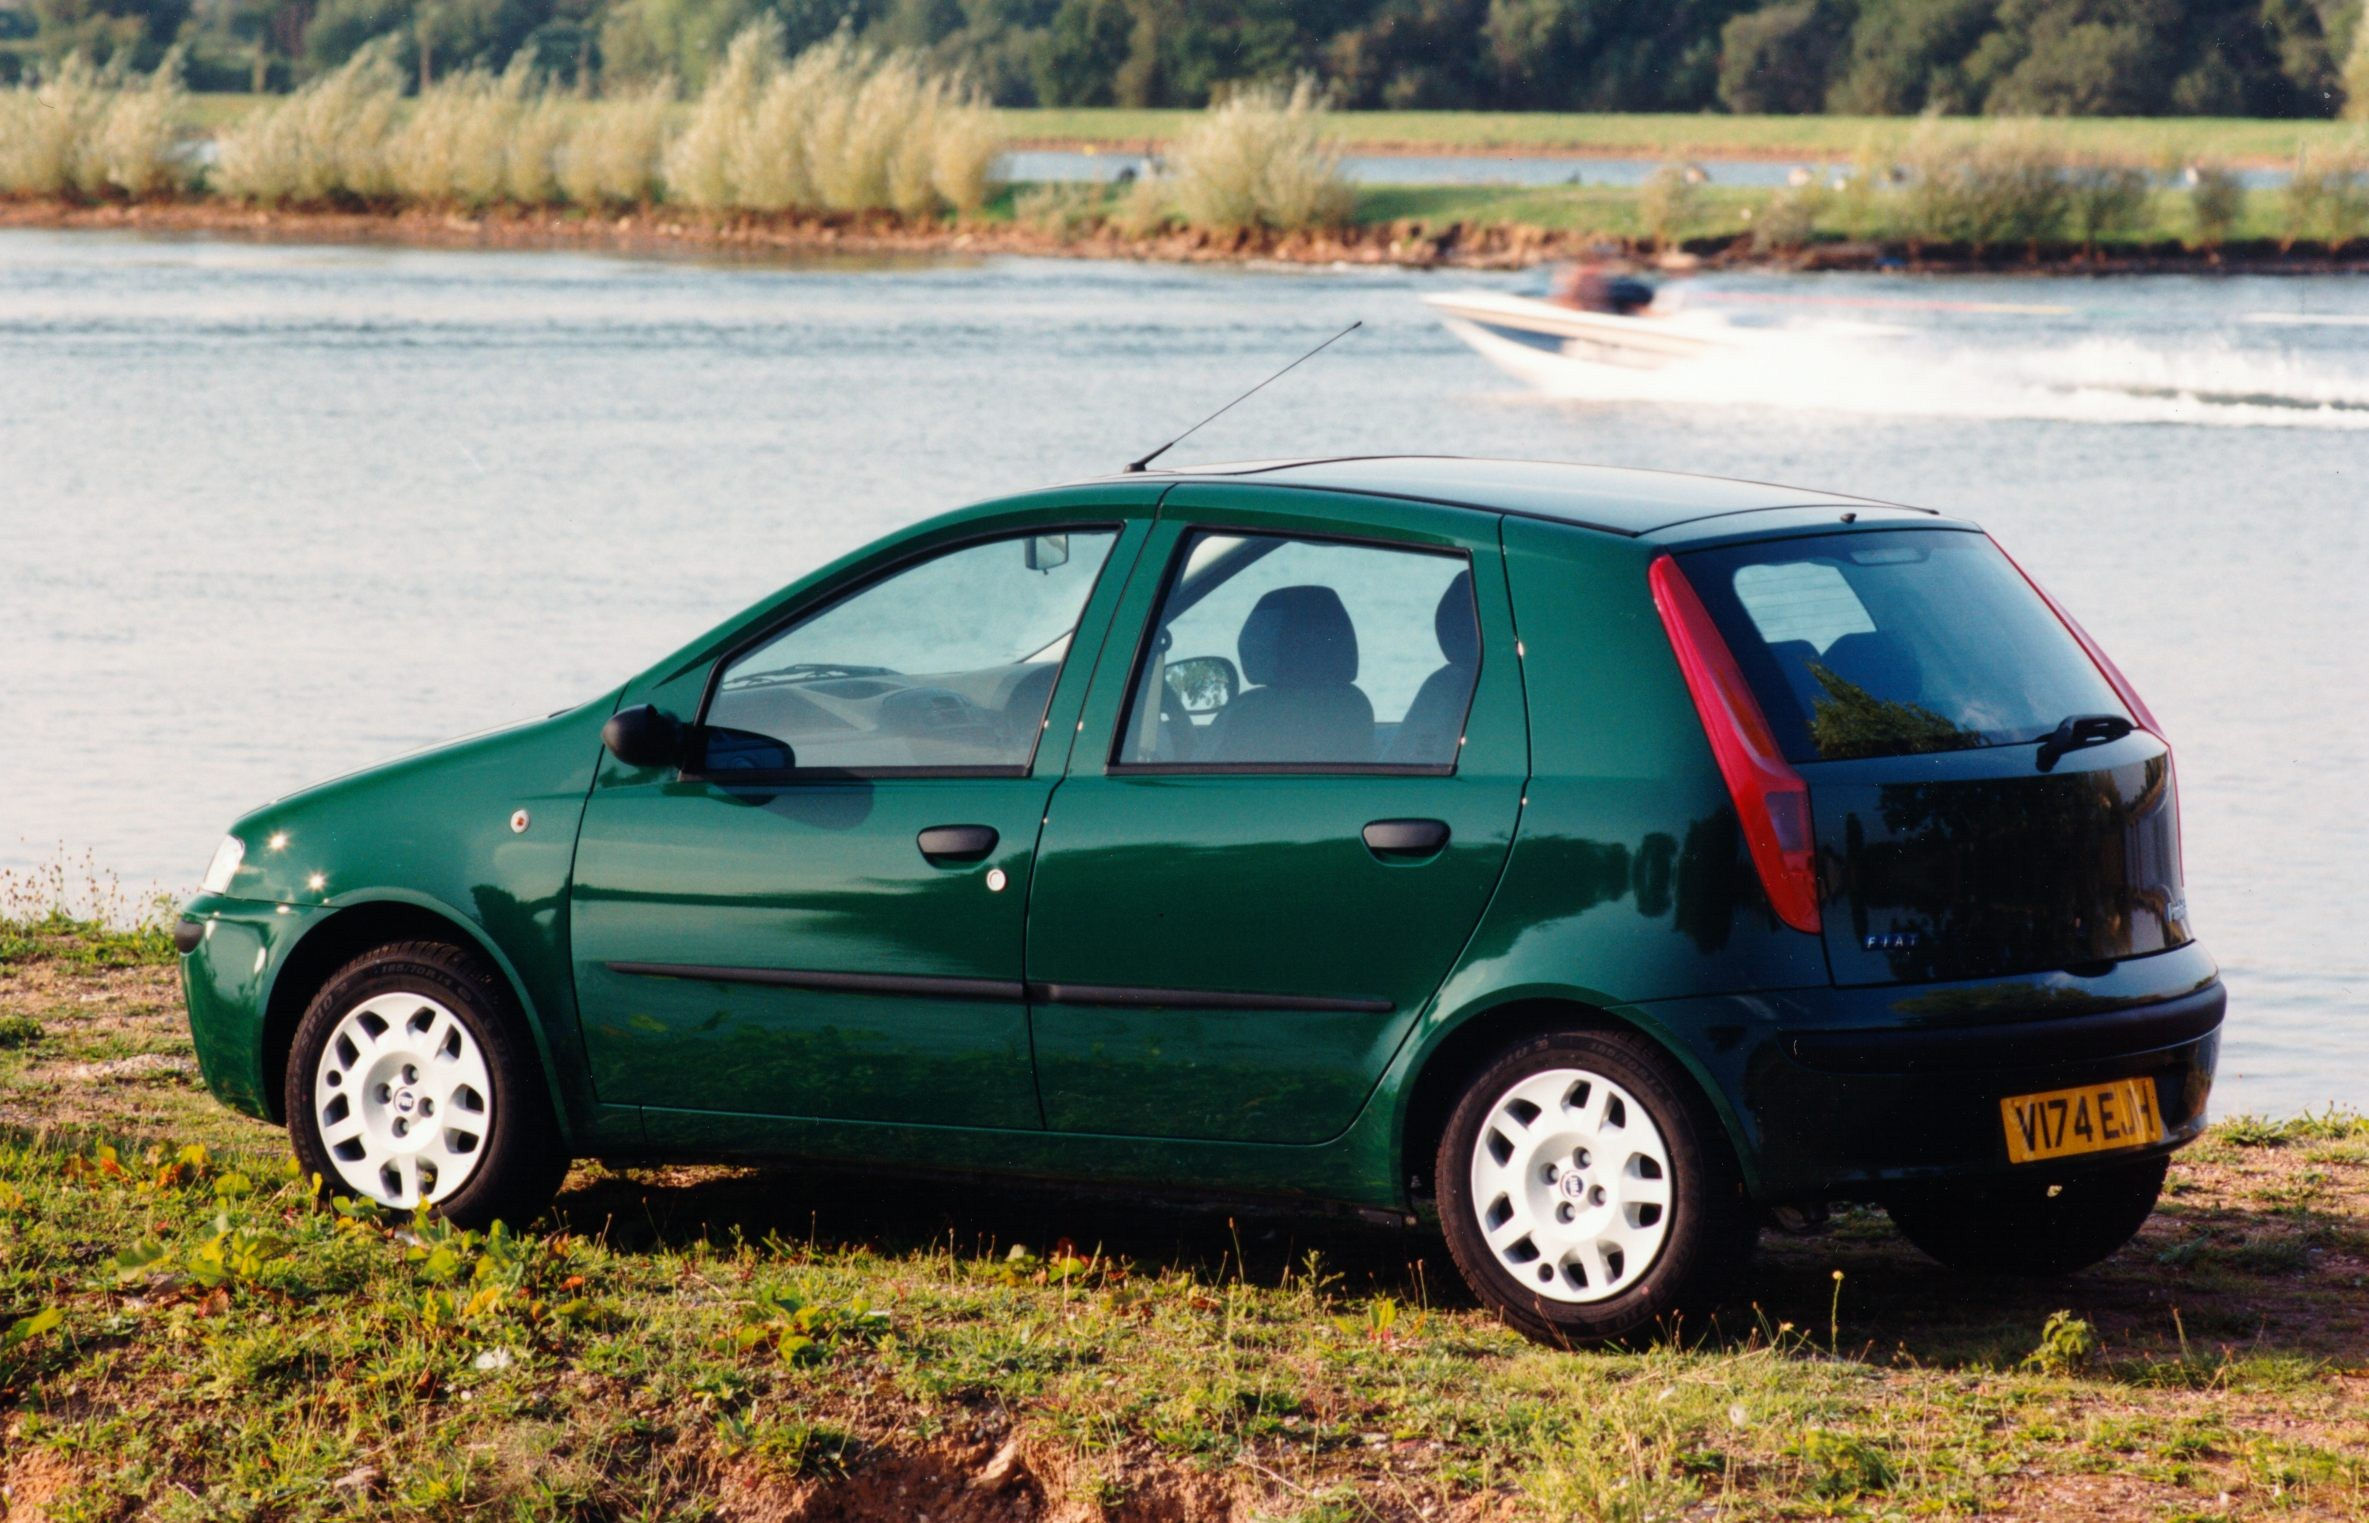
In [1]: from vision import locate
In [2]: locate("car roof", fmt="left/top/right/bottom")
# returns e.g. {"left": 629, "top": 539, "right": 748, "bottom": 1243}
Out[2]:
{"left": 1078, "top": 455, "right": 1940, "bottom": 539}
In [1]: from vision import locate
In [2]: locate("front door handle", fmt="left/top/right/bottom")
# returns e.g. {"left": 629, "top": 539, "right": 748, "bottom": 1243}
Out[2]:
{"left": 917, "top": 824, "right": 999, "bottom": 863}
{"left": 1363, "top": 818, "right": 1451, "bottom": 856}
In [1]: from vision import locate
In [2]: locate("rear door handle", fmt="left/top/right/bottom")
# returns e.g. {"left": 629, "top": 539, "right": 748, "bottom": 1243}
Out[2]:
{"left": 1363, "top": 818, "right": 1450, "bottom": 856}
{"left": 917, "top": 824, "right": 999, "bottom": 863}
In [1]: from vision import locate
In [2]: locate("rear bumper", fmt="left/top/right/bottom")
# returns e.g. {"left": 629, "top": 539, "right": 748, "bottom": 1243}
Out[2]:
{"left": 1630, "top": 943, "right": 2223, "bottom": 1204}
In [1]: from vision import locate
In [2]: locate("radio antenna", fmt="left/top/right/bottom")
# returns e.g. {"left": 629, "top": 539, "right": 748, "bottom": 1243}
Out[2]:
{"left": 1123, "top": 321, "right": 1363, "bottom": 474}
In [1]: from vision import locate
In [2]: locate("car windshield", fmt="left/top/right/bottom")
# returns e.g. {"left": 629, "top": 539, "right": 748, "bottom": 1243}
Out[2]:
{"left": 1680, "top": 529, "right": 2128, "bottom": 764}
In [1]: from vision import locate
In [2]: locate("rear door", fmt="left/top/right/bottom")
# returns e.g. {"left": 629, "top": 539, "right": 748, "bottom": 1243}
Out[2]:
{"left": 1024, "top": 488, "right": 1528, "bottom": 1144}
{"left": 1676, "top": 527, "right": 2189, "bottom": 986}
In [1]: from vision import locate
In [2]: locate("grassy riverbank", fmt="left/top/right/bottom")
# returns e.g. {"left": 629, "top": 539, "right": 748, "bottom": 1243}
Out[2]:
{"left": 17, "top": 47, "right": 2369, "bottom": 270}
{"left": 3, "top": 907, "right": 2366, "bottom": 1520}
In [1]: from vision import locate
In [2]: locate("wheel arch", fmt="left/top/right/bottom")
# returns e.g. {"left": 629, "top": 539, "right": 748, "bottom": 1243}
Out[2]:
{"left": 1395, "top": 991, "right": 1761, "bottom": 1206}
{"left": 262, "top": 894, "right": 575, "bottom": 1145}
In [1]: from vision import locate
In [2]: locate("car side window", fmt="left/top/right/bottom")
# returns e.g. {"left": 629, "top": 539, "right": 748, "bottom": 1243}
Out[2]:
{"left": 1115, "top": 532, "right": 1478, "bottom": 769}
{"left": 706, "top": 530, "right": 1117, "bottom": 774}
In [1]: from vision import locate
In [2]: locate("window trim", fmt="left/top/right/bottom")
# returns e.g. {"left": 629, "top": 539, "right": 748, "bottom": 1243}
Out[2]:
{"left": 688, "top": 522, "right": 1125, "bottom": 785}
{"left": 1106, "top": 524, "right": 1483, "bottom": 779}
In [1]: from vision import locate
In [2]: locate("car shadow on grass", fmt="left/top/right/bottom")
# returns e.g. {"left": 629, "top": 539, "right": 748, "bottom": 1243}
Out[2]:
{"left": 550, "top": 1150, "right": 2369, "bottom": 1372}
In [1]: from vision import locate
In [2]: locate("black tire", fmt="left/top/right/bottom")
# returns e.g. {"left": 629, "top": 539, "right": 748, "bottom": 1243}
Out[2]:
{"left": 1886, "top": 1156, "right": 2167, "bottom": 1276}
{"left": 285, "top": 940, "right": 567, "bottom": 1230}
{"left": 1435, "top": 1029, "right": 1756, "bottom": 1347}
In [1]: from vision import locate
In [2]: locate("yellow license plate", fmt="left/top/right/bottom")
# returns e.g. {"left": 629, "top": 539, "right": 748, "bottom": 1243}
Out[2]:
{"left": 2001, "top": 1079, "right": 2163, "bottom": 1165}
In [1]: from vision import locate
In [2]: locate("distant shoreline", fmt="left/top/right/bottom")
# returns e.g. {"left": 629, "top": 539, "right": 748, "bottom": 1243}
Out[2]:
{"left": 8, "top": 196, "right": 2368, "bottom": 275}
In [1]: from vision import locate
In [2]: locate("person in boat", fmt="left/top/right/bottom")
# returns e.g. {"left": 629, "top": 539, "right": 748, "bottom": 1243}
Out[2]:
{"left": 1549, "top": 258, "right": 1656, "bottom": 316}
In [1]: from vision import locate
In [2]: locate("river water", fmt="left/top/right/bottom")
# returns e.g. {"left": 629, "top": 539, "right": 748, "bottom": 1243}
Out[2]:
{"left": 2, "top": 228, "right": 2361, "bottom": 1116}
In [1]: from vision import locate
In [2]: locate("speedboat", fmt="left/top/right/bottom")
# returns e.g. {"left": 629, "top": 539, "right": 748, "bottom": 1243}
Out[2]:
{"left": 1422, "top": 289, "right": 1742, "bottom": 379}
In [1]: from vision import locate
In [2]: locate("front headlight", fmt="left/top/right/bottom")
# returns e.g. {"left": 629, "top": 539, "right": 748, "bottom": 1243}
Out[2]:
{"left": 200, "top": 835, "right": 245, "bottom": 895}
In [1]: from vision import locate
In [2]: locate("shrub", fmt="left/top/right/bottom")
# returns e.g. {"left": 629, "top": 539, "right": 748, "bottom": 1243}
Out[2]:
{"left": 2282, "top": 143, "right": 2369, "bottom": 250}
{"left": 1107, "top": 171, "right": 1172, "bottom": 238}
{"left": 2062, "top": 161, "right": 2150, "bottom": 254}
{"left": 1754, "top": 179, "right": 1828, "bottom": 251}
{"left": 212, "top": 45, "right": 401, "bottom": 204}
{"left": 1013, "top": 181, "right": 1102, "bottom": 242}
{"left": 2188, "top": 162, "right": 2245, "bottom": 248}
{"left": 1166, "top": 78, "right": 1351, "bottom": 234}
{"left": 557, "top": 80, "right": 671, "bottom": 208}
{"left": 1901, "top": 118, "right": 2068, "bottom": 251}
{"left": 1639, "top": 162, "right": 1700, "bottom": 249}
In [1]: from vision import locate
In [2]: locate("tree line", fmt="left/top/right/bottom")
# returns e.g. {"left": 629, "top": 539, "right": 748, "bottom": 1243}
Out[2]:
{"left": 4, "top": 0, "right": 2363, "bottom": 118}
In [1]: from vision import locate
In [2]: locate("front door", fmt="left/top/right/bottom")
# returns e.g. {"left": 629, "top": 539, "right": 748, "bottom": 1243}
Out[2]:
{"left": 570, "top": 523, "right": 1135, "bottom": 1128}
{"left": 1026, "top": 494, "right": 1528, "bottom": 1144}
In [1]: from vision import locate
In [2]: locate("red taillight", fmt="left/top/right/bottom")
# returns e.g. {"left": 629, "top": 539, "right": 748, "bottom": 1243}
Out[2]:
{"left": 1648, "top": 555, "right": 1821, "bottom": 936}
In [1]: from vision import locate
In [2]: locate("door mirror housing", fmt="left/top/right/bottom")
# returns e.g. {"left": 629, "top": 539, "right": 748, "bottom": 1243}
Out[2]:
{"left": 602, "top": 704, "right": 686, "bottom": 771}
{"left": 1166, "top": 655, "right": 1239, "bottom": 715}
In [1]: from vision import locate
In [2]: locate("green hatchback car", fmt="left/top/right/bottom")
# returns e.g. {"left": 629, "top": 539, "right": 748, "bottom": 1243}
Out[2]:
{"left": 179, "top": 457, "right": 2220, "bottom": 1343}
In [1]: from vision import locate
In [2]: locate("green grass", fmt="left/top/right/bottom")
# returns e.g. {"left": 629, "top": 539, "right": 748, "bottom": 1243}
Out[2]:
{"left": 4, "top": 912, "right": 2366, "bottom": 1519}
{"left": 1001, "top": 108, "right": 2353, "bottom": 166}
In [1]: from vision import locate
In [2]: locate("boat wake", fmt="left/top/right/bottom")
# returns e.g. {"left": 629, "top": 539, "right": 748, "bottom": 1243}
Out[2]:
{"left": 1488, "top": 328, "right": 2369, "bottom": 430}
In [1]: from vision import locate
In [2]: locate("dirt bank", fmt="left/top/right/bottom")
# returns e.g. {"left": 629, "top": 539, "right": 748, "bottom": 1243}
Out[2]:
{"left": 10, "top": 194, "right": 2369, "bottom": 275}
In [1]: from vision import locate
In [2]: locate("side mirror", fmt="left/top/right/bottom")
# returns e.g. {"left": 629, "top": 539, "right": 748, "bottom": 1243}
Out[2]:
{"left": 601, "top": 704, "right": 685, "bottom": 770}
{"left": 1166, "top": 655, "right": 1239, "bottom": 715}
{"left": 1023, "top": 533, "right": 1070, "bottom": 572}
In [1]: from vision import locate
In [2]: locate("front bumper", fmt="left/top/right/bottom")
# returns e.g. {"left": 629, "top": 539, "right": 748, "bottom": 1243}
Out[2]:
{"left": 1631, "top": 941, "right": 2223, "bottom": 1204}
{"left": 178, "top": 895, "right": 330, "bottom": 1121}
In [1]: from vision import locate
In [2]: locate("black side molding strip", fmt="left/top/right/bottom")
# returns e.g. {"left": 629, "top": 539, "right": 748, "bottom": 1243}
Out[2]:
{"left": 1030, "top": 982, "right": 1394, "bottom": 1014}
{"left": 1786, "top": 983, "right": 2225, "bottom": 1075}
{"left": 606, "top": 962, "right": 1025, "bottom": 1003}
{"left": 606, "top": 962, "right": 1392, "bottom": 1014}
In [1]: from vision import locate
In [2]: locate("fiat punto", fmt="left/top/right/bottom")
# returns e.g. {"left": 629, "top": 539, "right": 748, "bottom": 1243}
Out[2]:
{"left": 179, "top": 458, "right": 2220, "bottom": 1344}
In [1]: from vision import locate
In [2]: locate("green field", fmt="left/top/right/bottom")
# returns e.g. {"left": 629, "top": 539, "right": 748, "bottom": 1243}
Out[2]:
{"left": 3, "top": 905, "right": 2367, "bottom": 1519}
{"left": 1006, "top": 108, "right": 2349, "bottom": 166}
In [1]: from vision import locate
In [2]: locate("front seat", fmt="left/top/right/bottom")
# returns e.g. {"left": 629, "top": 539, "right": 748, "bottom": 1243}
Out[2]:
{"left": 1206, "top": 585, "right": 1374, "bottom": 763}
{"left": 1385, "top": 572, "right": 1478, "bottom": 764}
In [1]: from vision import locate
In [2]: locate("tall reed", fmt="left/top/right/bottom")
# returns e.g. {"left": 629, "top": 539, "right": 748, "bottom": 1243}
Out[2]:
{"left": 556, "top": 81, "right": 672, "bottom": 207}
{"left": 1165, "top": 78, "right": 1350, "bottom": 233}
{"left": 665, "top": 24, "right": 998, "bottom": 217}
{"left": 212, "top": 46, "right": 402, "bottom": 204}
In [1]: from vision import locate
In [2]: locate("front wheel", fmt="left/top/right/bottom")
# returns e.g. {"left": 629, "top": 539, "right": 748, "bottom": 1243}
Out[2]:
{"left": 1435, "top": 1030, "right": 1755, "bottom": 1346}
{"left": 1887, "top": 1156, "right": 2168, "bottom": 1276}
{"left": 286, "top": 940, "right": 567, "bottom": 1229}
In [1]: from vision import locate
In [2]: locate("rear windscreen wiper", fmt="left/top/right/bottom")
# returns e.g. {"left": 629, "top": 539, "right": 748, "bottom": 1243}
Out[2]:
{"left": 2035, "top": 713, "right": 2135, "bottom": 772}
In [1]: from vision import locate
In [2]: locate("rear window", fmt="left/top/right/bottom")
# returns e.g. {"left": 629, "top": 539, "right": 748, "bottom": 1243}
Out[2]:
{"left": 1680, "top": 529, "right": 2127, "bottom": 763}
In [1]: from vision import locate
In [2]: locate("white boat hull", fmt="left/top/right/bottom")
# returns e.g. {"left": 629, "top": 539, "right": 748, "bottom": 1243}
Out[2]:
{"left": 1422, "top": 291, "right": 1738, "bottom": 380}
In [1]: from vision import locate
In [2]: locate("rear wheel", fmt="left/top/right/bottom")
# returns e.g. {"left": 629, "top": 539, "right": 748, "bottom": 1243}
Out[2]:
{"left": 286, "top": 940, "right": 567, "bottom": 1229}
{"left": 1435, "top": 1030, "right": 1755, "bottom": 1346}
{"left": 1887, "top": 1157, "right": 2167, "bottom": 1276}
